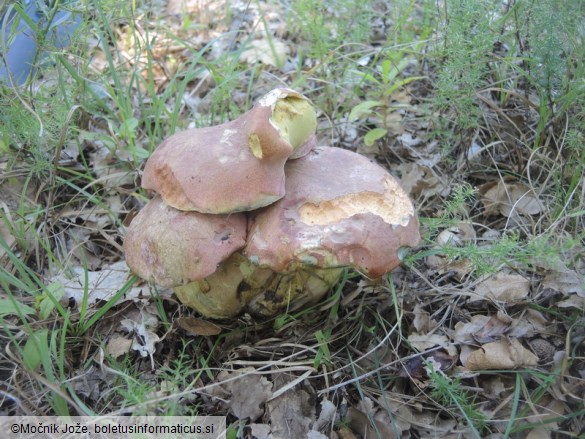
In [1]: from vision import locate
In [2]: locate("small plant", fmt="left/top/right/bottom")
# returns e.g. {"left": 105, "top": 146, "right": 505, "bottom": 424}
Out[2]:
{"left": 432, "top": 0, "right": 497, "bottom": 134}
{"left": 289, "top": 0, "right": 373, "bottom": 61}
{"left": 349, "top": 49, "right": 425, "bottom": 146}
{"left": 426, "top": 362, "right": 488, "bottom": 437}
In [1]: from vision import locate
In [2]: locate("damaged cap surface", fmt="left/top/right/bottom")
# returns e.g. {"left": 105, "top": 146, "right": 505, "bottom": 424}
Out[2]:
{"left": 245, "top": 146, "right": 420, "bottom": 277}
{"left": 142, "top": 88, "right": 317, "bottom": 214}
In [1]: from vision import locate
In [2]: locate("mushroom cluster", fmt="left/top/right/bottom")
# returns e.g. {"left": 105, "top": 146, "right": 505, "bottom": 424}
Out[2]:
{"left": 124, "top": 88, "right": 420, "bottom": 318}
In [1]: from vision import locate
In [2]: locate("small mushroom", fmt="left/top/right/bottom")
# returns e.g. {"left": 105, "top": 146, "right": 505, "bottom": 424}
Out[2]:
{"left": 123, "top": 196, "right": 247, "bottom": 287}
{"left": 142, "top": 88, "right": 317, "bottom": 214}
{"left": 245, "top": 146, "right": 420, "bottom": 278}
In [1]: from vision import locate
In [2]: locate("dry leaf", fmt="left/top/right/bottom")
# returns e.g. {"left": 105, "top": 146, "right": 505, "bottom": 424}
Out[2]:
{"left": 482, "top": 376, "right": 507, "bottom": 398}
{"left": 426, "top": 254, "right": 473, "bottom": 280}
{"left": 106, "top": 335, "right": 133, "bottom": 358}
{"left": 307, "top": 431, "right": 328, "bottom": 439}
{"left": 557, "top": 295, "right": 585, "bottom": 309}
{"left": 90, "top": 144, "right": 135, "bottom": 188}
{"left": 249, "top": 424, "right": 273, "bottom": 439}
{"left": 266, "top": 375, "right": 315, "bottom": 439}
{"left": 398, "top": 132, "right": 423, "bottom": 148}
{"left": 473, "top": 272, "right": 530, "bottom": 302}
{"left": 176, "top": 316, "right": 222, "bottom": 336}
{"left": 355, "top": 395, "right": 415, "bottom": 436}
{"left": 428, "top": 350, "right": 458, "bottom": 371}
{"left": 481, "top": 180, "right": 542, "bottom": 217}
{"left": 454, "top": 314, "right": 511, "bottom": 344}
{"left": 70, "top": 365, "right": 108, "bottom": 401}
{"left": 347, "top": 406, "right": 398, "bottom": 439}
{"left": 454, "top": 310, "right": 547, "bottom": 342}
{"left": 120, "top": 305, "right": 161, "bottom": 358}
{"left": 542, "top": 267, "right": 585, "bottom": 297}
{"left": 400, "top": 356, "right": 425, "bottom": 379}
{"left": 53, "top": 261, "right": 171, "bottom": 309}
{"left": 54, "top": 261, "right": 134, "bottom": 307}
{"left": 408, "top": 333, "right": 449, "bottom": 351}
{"left": 398, "top": 163, "right": 449, "bottom": 199}
{"left": 463, "top": 338, "right": 538, "bottom": 370}
{"left": 379, "top": 399, "right": 414, "bottom": 433}
{"left": 266, "top": 389, "right": 315, "bottom": 439}
{"left": 412, "top": 303, "right": 431, "bottom": 332}
{"left": 425, "top": 222, "right": 475, "bottom": 279}
{"left": 313, "top": 398, "right": 337, "bottom": 432}
{"left": 211, "top": 368, "right": 272, "bottom": 421}
{"left": 436, "top": 223, "right": 476, "bottom": 245}
{"left": 525, "top": 427, "right": 551, "bottom": 439}
{"left": 508, "top": 309, "right": 548, "bottom": 338}
{"left": 384, "top": 112, "right": 405, "bottom": 135}
{"left": 524, "top": 399, "right": 564, "bottom": 438}
{"left": 0, "top": 165, "right": 38, "bottom": 212}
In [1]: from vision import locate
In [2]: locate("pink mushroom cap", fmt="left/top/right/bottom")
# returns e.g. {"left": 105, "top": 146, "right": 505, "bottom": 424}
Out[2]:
{"left": 124, "top": 196, "right": 247, "bottom": 287}
{"left": 141, "top": 88, "right": 317, "bottom": 214}
{"left": 245, "top": 146, "right": 420, "bottom": 277}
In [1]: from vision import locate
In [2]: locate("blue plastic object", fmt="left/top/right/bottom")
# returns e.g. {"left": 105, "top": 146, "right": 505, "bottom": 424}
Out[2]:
{"left": 0, "top": 0, "right": 81, "bottom": 85}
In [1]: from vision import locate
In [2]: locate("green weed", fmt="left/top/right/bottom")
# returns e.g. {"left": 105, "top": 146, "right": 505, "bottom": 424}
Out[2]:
{"left": 427, "top": 363, "right": 488, "bottom": 437}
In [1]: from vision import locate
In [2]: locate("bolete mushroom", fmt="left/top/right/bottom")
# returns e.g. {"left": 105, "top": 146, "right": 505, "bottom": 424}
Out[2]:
{"left": 125, "top": 87, "right": 420, "bottom": 320}
{"left": 141, "top": 88, "right": 317, "bottom": 214}
{"left": 123, "top": 196, "right": 247, "bottom": 287}
{"left": 173, "top": 146, "right": 420, "bottom": 318}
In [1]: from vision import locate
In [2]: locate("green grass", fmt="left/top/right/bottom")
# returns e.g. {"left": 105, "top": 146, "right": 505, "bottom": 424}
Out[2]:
{"left": 0, "top": 0, "right": 583, "bottom": 436}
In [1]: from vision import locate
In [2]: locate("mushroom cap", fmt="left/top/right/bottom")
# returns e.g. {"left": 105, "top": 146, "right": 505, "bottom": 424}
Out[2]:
{"left": 124, "top": 196, "right": 247, "bottom": 287}
{"left": 244, "top": 146, "right": 420, "bottom": 277}
{"left": 142, "top": 88, "right": 317, "bottom": 214}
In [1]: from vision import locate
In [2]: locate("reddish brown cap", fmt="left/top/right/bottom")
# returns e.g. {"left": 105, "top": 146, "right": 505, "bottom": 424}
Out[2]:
{"left": 245, "top": 146, "right": 420, "bottom": 277}
{"left": 142, "top": 88, "right": 317, "bottom": 214}
{"left": 124, "top": 196, "right": 247, "bottom": 287}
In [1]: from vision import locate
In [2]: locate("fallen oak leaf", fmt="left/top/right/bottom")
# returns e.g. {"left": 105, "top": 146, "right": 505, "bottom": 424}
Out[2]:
{"left": 473, "top": 272, "right": 530, "bottom": 302}
{"left": 120, "top": 305, "right": 161, "bottom": 359}
{"left": 463, "top": 337, "right": 538, "bottom": 370}
{"left": 210, "top": 367, "right": 272, "bottom": 421}
{"left": 176, "top": 316, "right": 222, "bottom": 336}
{"left": 542, "top": 267, "right": 585, "bottom": 297}
{"left": 265, "top": 380, "right": 314, "bottom": 439}
{"left": 54, "top": 261, "right": 171, "bottom": 309}
{"left": 398, "top": 163, "right": 449, "bottom": 199}
{"left": 407, "top": 333, "right": 449, "bottom": 351}
{"left": 249, "top": 424, "right": 272, "bottom": 439}
{"left": 240, "top": 38, "right": 289, "bottom": 67}
{"left": 480, "top": 180, "right": 542, "bottom": 217}
{"left": 347, "top": 406, "right": 398, "bottom": 439}
{"left": 106, "top": 335, "right": 133, "bottom": 358}
{"left": 472, "top": 313, "right": 512, "bottom": 343}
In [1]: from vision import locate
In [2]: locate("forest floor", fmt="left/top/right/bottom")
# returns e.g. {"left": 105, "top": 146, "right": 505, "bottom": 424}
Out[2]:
{"left": 0, "top": 1, "right": 584, "bottom": 438}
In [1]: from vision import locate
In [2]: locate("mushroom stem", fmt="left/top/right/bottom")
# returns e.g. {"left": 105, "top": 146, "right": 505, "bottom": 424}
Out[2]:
{"left": 174, "top": 253, "right": 343, "bottom": 319}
